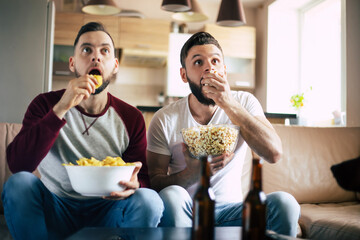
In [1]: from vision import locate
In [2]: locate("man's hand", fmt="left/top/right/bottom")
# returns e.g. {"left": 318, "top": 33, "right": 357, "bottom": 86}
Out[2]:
{"left": 182, "top": 143, "right": 201, "bottom": 177}
{"left": 104, "top": 161, "right": 142, "bottom": 200}
{"left": 209, "top": 152, "right": 235, "bottom": 175}
{"left": 53, "top": 75, "right": 98, "bottom": 119}
{"left": 201, "top": 69, "right": 235, "bottom": 109}
{"left": 182, "top": 143, "right": 234, "bottom": 176}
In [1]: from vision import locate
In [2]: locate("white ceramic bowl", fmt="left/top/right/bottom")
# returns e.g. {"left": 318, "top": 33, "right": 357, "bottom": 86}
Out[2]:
{"left": 64, "top": 165, "right": 135, "bottom": 197}
{"left": 181, "top": 124, "right": 240, "bottom": 159}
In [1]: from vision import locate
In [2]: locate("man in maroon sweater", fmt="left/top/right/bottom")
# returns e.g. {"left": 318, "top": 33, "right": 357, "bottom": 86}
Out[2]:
{"left": 2, "top": 22, "right": 163, "bottom": 240}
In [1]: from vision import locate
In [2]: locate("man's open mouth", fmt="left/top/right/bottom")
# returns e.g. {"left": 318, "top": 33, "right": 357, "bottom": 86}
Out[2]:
{"left": 89, "top": 68, "right": 102, "bottom": 76}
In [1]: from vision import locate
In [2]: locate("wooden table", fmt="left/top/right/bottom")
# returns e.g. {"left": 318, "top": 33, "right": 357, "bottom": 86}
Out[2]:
{"left": 67, "top": 227, "right": 300, "bottom": 240}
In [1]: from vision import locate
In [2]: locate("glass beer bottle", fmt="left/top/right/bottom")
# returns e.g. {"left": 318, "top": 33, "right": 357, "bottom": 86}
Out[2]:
{"left": 192, "top": 155, "right": 215, "bottom": 240}
{"left": 242, "top": 152, "right": 267, "bottom": 240}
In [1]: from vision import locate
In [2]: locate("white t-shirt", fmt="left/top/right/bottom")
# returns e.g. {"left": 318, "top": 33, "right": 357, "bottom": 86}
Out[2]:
{"left": 147, "top": 91, "right": 265, "bottom": 203}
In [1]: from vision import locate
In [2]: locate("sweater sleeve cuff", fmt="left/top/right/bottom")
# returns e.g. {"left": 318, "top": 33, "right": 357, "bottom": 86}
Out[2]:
{"left": 138, "top": 179, "right": 150, "bottom": 189}
{"left": 41, "top": 109, "right": 66, "bottom": 133}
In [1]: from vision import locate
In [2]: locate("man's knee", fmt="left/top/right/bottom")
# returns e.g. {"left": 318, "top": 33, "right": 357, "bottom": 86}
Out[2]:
{"left": 267, "top": 191, "right": 300, "bottom": 224}
{"left": 159, "top": 185, "right": 191, "bottom": 202}
{"left": 2, "top": 171, "right": 43, "bottom": 212}
{"left": 3, "top": 172, "right": 40, "bottom": 196}
{"left": 158, "top": 185, "right": 192, "bottom": 227}
{"left": 267, "top": 192, "right": 300, "bottom": 214}
{"left": 159, "top": 185, "right": 192, "bottom": 208}
{"left": 132, "top": 188, "right": 164, "bottom": 215}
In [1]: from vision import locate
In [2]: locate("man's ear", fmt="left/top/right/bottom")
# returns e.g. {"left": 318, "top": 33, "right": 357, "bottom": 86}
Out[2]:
{"left": 113, "top": 58, "right": 119, "bottom": 74}
{"left": 180, "top": 67, "right": 187, "bottom": 83}
{"left": 69, "top": 56, "right": 75, "bottom": 73}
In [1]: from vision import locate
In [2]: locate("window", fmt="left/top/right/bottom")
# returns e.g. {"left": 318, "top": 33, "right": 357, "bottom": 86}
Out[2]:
{"left": 267, "top": 0, "right": 342, "bottom": 125}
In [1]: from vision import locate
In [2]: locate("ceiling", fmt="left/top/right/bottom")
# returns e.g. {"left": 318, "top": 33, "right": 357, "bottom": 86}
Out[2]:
{"left": 55, "top": 0, "right": 265, "bottom": 29}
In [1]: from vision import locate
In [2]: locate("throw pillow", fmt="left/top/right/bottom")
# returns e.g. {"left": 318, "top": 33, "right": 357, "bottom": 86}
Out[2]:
{"left": 330, "top": 156, "right": 360, "bottom": 192}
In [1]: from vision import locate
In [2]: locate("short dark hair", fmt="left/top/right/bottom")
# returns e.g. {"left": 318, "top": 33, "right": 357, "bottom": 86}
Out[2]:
{"left": 74, "top": 22, "right": 115, "bottom": 49}
{"left": 180, "top": 32, "right": 223, "bottom": 68}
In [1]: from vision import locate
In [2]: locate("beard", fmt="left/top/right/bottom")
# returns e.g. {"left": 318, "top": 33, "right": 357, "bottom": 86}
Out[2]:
{"left": 187, "top": 74, "right": 215, "bottom": 106}
{"left": 74, "top": 69, "right": 117, "bottom": 95}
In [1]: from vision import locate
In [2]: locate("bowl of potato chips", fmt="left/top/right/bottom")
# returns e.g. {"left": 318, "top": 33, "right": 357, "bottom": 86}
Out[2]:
{"left": 181, "top": 124, "right": 240, "bottom": 159}
{"left": 63, "top": 156, "right": 135, "bottom": 197}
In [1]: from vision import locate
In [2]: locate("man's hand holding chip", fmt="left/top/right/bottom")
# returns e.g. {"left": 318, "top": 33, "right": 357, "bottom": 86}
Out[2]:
{"left": 53, "top": 75, "right": 99, "bottom": 119}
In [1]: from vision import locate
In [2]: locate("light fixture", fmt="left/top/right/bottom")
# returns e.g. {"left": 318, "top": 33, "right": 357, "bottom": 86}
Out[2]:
{"left": 216, "top": 0, "right": 246, "bottom": 27}
{"left": 172, "top": 0, "right": 208, "bottom": 22}
{"left": 82, "top": 0, "right": 121, "bottom": 15}
{"left": 161, "top": 0, "right": 191, "bottom": 12}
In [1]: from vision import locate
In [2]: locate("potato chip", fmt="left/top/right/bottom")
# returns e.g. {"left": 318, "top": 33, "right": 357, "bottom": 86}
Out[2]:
{"left": 62, "top": 156, "right": 134, "bottom": 167}
{"left": 91, "top": 74, "right": 103, "bottom": 89}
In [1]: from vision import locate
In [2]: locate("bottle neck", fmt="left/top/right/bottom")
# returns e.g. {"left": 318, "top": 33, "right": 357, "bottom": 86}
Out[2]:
{"left": 250, "top": 158, "right": 263, "bottom": 190}
{"left": 199, "top": 156, "right": 211, "bottom": 188}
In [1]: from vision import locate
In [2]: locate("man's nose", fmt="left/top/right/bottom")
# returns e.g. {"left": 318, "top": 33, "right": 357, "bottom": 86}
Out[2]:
{"left": 204, "top": 60, "right": 212, "bottom": 72}
{"left": 92, "top": 56, "right": 100, "bottom": 62}
{"left": 92, "top": 51, "right": 101, "bottom": 62}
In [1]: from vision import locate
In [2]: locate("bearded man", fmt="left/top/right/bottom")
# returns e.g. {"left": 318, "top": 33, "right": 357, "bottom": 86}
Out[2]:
{"left": 146, "top": 32, "right": 300, "bottom": 237}
{"left": 3, "top": 22, "right": 164, "bottom": 240}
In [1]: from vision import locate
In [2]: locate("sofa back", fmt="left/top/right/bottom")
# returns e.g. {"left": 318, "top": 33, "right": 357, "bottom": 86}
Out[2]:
{"left": 263, "top": 125, "right": 360, "bottom": 204}
{"left": 2, "top": 123, "right": 360, "bottom": 209}
{"left": 0, "top": 122, "right": 22, "bottom": 212}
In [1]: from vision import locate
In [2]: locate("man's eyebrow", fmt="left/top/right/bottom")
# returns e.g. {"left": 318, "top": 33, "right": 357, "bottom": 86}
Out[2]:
{"left": 191, "top": 54, "right": 201, "bottom": 60}
{"left": 80, "top": 43, "right": 111, "bottom": 48}
{"left": 100, "top": 43, "right": 111, "bottom": 47}
{"left": 191, "top": 53, "right": 221, "bottom": 59}
{"left": 80, "top": 43, "right": 92, "bottom": 48}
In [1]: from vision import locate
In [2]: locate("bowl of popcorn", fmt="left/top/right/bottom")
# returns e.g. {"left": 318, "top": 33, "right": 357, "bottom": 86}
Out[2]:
{"left": 181, "top": 124, "right": 240, "bottom": 159}
{"left": 63, "top": 156, "right": 135, "bottom": 197}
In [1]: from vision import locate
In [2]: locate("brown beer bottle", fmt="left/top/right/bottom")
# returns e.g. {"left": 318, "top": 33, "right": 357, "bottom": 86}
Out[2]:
{"left": 192, "top": 155, "right": 215, "bottom": 240}
{"left": 242, "top": 152, "right": 267, "bottom": 240}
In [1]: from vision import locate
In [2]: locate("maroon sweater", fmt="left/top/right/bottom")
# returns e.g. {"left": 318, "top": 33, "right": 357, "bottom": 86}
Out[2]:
{"left": 7, "top": 89, "right": 150, "bottom": 197}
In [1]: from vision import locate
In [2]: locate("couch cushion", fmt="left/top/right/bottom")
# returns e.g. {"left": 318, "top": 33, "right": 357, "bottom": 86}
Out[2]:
{"left": 0, "top": 122, "right": 22, "bottom": 213}
{"left": 299, "top": 202, "right": 360, "bottom": 240}
{"left": 263, "top": 125, "right": 360, "bottom": 203}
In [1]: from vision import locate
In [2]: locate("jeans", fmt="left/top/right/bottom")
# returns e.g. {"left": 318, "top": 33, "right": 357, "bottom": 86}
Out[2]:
{"left": 159, "top": 185, "right": 300, "bottom": 237}
{"left": 2, "top": 172, "right": 164, "bottom": 240}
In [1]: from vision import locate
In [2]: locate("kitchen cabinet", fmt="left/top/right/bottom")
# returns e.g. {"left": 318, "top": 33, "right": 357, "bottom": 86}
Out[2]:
{"left": 118, "top": 18, "right": 170, "bottom": 52}
{"left": 55, "top": 13, "right": 119, "bottom": 48}
{"left": 54, "top": 12, "right": 83, "bottom": 46}
{"left": 225, "top": 57, "right": 255, "bottom": 89}
{"left": 204, "top": 24, "right": 256, "bottom": 59}
{"left": 55, "top": 14, "right": 170, "bottom": 53}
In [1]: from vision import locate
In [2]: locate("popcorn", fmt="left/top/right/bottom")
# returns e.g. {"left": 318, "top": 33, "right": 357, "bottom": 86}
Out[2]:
{"left": 210, "top": 69, "right": 224, "bottom": 77}
{"left": 181, "top": 124, "right": 239, "bottom": 158}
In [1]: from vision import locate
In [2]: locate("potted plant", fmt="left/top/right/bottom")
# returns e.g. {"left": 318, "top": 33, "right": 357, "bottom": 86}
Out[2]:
{"left": 290, "top": 87, "right": 312, "bottom": 125}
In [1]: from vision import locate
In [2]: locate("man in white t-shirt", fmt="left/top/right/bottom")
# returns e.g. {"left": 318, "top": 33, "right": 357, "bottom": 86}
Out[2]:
{"left": 146, "top": 32, "right": 300, "bottom": 237}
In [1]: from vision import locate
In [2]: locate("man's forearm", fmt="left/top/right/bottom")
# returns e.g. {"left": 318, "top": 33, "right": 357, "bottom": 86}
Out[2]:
{"left": 150, "top": 167, "right": 200, "bottom": 192}
{"left": 7, "top": 110, "right": 65, "bottom": 173}
{"left": 223, "top": 101, "right": 282, "bottom": 163}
